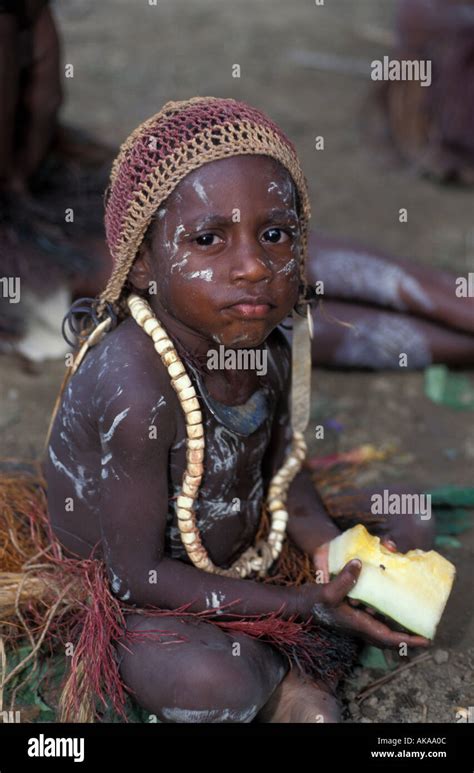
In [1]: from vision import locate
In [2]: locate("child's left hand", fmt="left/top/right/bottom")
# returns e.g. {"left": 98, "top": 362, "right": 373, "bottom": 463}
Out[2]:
{"left": 312, "top": 536, "right": 397, "bottom": 615}
{"left": 312, "top": 536, "right": 397, "bottom": 584}
{"left": 313, "top": 500, "right": 436, "bottom": 583}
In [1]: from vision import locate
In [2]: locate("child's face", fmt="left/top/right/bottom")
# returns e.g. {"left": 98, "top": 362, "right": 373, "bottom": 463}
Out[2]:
{"left": 132, "top": 154, "right": 301, "bottom": 347}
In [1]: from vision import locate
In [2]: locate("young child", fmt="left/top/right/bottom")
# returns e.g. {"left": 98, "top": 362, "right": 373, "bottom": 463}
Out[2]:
{"left": 44, "top": 97, "right": 429, "bottom": 723}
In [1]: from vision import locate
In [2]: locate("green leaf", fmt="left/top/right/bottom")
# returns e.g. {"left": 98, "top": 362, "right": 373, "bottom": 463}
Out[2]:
{"left": 358, "top": 645, "right": 392, "bottom": 671}
{"left": 435, "top": 535, "right": 462, "bottom": 549}
{"left": 424, "top": 366, "right": 474, "bottom": 410}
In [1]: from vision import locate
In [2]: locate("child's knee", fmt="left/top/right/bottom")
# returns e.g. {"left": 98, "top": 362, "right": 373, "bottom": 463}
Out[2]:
{"left": 114, "top": 615, "right": 272, "bottom": 722}
{"left": 171, "top": 651, "right": 267, "bottom": 722}
{"left": 133, "top": 655, "right": 264, "bottom": 723}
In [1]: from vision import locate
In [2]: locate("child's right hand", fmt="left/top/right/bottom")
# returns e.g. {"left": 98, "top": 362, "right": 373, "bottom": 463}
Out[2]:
{"left": 302, "top": 559, "right": 431, "bottom": 649}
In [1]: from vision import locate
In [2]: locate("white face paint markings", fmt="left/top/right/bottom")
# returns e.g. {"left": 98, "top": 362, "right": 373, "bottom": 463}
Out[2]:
{"left": 183, "top": 268, "right": 214, "bottom": 282}
{"left": 267, "top": 178, "right": 294, "bottom": 206}
{"left": 171, "top": 224, "right": 186, "bottom": 250}
{"left": 277, "top": 258, "right": 297, "bottom": 275}
{"left": 170, "top": 251, "right": 190, "bottom": 274}
{"left": 192, "top": 179, "right": 210, "bottom": 205}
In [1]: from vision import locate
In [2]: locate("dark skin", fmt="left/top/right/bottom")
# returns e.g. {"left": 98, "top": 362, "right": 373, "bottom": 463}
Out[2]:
{"left": 45, "top": 156, "right": 428, "bottom": 723}
{"left": 307, "top": 231, "right": 474, "bottom": 369}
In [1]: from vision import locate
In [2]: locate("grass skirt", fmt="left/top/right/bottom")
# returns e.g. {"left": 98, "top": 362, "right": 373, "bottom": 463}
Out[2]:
{"left": 0, "top": 460, "right": 378, "bottom": 723}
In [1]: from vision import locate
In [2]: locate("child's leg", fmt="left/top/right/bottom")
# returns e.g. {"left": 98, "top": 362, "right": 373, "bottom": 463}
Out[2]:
{"left": 256, "top": 668, "right": 340, "bottom": 724}
{"left": 115, "top": 612, "right": 290, "bottom": 723}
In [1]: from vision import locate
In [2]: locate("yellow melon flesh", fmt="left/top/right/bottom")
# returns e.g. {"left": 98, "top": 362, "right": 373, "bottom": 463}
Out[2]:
{"left": 328, "top": 524, "right": 455, "bottom": 639}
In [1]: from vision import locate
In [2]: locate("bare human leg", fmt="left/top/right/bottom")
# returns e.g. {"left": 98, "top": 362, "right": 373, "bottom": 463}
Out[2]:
{"left": 256, "top": 668, "right": 341, "bottom": 723}
{"left": 115, "top": 612, "right": 290, "bottom": 723}
{"left": 116, "top": 612, "right": 343, "bottom": 724}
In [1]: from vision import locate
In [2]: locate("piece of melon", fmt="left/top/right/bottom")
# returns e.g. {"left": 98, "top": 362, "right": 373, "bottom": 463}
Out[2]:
{"left": 328, "top": 524, "right": 455, "bottom": 639}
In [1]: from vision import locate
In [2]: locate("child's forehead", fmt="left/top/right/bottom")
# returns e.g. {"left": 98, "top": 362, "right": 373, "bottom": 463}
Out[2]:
{"left": 161, "top": 155, "right": 295, "bottom": 215}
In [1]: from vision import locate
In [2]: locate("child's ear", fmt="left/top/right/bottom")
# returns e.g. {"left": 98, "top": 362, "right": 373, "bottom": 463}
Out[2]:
{"left": 128, "top": 242, "right": 154, "bottom": 291}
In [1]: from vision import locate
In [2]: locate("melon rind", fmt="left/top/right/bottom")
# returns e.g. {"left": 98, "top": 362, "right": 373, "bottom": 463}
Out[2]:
{"left": 328, "top": 524, "right": 455, "bottom": 639}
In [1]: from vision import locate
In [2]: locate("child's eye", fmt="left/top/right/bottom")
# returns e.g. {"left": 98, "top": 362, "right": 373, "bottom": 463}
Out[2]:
{"left": 262, "top": 227, "right": 292, "bottom": 244}
{"left": 194, "top": 232, "right": 223, "bottom": 247}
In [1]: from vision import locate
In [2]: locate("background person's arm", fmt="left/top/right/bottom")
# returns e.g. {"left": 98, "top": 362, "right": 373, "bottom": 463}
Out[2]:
{"left": 0, "top": 13, "right": 20, "bottom": 188}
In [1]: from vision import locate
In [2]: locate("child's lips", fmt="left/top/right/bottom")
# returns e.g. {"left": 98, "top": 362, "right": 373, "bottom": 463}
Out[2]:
{"left": 225, "top": 302, "right": 274, "bottom": 319}
{"left": 223, "top": 295, "right": 276, "bottom": 319}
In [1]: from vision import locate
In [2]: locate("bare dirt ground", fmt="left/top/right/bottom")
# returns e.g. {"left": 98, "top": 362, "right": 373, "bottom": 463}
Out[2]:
{"left": 1, "top": 0, "right": 473, "bottom": 723}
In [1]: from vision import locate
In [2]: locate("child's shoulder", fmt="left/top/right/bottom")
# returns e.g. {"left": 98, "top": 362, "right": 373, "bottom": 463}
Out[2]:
{"left": 73, "top": 316, "right": 178, "bottom": 424}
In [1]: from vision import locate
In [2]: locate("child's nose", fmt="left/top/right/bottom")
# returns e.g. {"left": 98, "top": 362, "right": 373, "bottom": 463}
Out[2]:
{"left": 229, "top": 239, "right": 273, "bottom": 283}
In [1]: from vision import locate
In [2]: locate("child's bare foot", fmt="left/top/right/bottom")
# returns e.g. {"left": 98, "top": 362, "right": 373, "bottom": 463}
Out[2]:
{"left": 256, "top": 668, "right": 340, "bottom": 723}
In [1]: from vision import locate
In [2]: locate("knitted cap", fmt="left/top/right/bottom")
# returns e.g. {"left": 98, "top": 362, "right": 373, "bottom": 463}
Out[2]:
{"left": 99, "top": 96, "right": 311, "bottom": 315}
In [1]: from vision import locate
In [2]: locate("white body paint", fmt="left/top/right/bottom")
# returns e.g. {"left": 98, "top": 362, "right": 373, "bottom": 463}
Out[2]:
{"left": 161, "top": 704, "right": 259, "bottom": 723}
{"left": 205, "top": 589, "right": 227, "bottom": 615}
{"left": 48, "top": 446, "right": 90, "bottom": 501}
{"left": 101, "top": 407, "right": 130, "bottom": 443}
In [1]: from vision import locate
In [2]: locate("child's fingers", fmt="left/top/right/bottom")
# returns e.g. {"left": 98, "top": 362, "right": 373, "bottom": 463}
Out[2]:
{"left": 336, "top": 604, "right": 430, "bottom": 648}
{"left": 348, "top": 599, "right": 377, "bottom": 615}
{"left": 312, "top": 543, "right": 330, "bottom": 582}
{"left": 381, "top": 538, "right": 398, "bottom": 552}
{"left": 324, "top": 559, "right": 361, "bottom": 605}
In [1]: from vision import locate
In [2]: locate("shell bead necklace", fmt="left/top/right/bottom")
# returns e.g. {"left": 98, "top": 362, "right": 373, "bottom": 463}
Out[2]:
{"left": 128, "top": 293, "right": 306, "bottom": 579}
